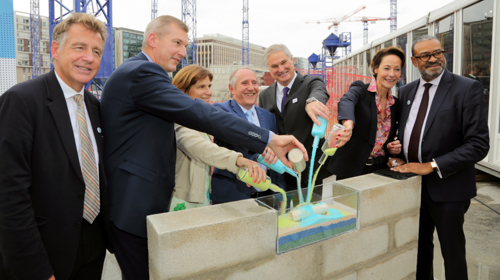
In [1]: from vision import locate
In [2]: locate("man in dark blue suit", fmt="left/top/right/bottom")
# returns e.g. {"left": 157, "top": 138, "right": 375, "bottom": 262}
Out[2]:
{"left": 100, "top": 16, "right": 307, "bottom": 279}
{"left": 211, "top": 67, "right": 286, "bottom": 204}
{"left": 390, "top": 35, "right": 489, "bottom": 280}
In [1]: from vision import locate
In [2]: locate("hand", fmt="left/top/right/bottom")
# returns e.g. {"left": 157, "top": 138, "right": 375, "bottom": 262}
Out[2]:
{"left": 391, "top": 162, "right": 433, "bottom": 175}
{"left": 262, "top": 147, "right": 278, "bottom": 165}
{"left": 242, "top": 162, "right": 267, "bottom": 186}
{"left": 49, "top": 276, "right": 55, "bottom": 280}
{"left": 306, "top": 101, "right": 330, "bottom": 126}
{"left": 335, "top": 120, "right": 353, "bottom": 148}
{"left": 387, "top": 157, "right": 405, "bottom": 168}
{"left": 268, "top": 133, "right": 309, "bottom": 168}
{"left": 387, "top": 140, "right": 402, "bottom": 155}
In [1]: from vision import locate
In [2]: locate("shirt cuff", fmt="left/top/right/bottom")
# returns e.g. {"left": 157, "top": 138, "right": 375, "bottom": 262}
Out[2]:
{"left": 267, "top": 131, "right": 273, "bottom": 145}
{"left": 433, "top": 158, "right": 443, "bottom": 179}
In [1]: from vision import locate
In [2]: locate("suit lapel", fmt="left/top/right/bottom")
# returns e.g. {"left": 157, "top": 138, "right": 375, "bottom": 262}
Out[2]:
{"left": 255, "top": 107, "right": 267, "bottom": 129}
{"left": 230, "top": 100, "right": 247, "bottom": 119}
{"left": 84, "top": 90, "right": 103, "bottom": 159}
{"left": 286, "top": 72, "right": 303, "bottom": 108}
{"left": 399, "top": 80, "right": 420, "bottom": 143}
{"left": 423, "top": 70, "right": 453, "bottom": 138}
{"left": 46, "top": 70, "right": 84, "bottom": 182}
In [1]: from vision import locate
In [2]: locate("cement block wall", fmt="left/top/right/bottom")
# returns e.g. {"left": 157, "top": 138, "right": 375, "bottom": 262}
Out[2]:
{"left": 147, "top": 174, "right": 421, "bottom": 280}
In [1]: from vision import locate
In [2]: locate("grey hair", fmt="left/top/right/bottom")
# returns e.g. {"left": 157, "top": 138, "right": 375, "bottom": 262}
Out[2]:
{"left": 263, "top": 44, "right": 292, "bottom": 66}
{"left": 229, "top": 66, "right": 256, "bottom": 89}
{"left": 411, "top": 35, "right": 440, "bottom": 56}
{"left": 142, "top": 15, "right": 188, "bottom": 50}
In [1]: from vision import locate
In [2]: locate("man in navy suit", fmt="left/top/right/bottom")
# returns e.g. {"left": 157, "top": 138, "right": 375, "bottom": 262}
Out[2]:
{"left": 390, "top": 35, "right": 489, "bottom": 280}
{"left": 211, "top": 67, "right": 286, "bottom": 204}
{"left": 100, "top": 16, "right": 307, "bottom": 279}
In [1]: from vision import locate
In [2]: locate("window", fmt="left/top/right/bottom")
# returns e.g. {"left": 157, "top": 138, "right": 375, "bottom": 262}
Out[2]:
{"left": 396, "top": 34, "right": 407, "bottom": 86}
{"left": 412, "top": 27, "right": 428, "bottom": 80}
{"left": 28, "top": 76, "right": 31, "bottom": 80}
{"left": 384, "top": 40, "right": 392, "bottom": 48}
{"left": 23, "top": 75, "right": 26, "bottom": 80}
{"left": 435, "top": 15, "right": 454, "bottom": 72}
{"left": 461, "top": 0, "right": 493, "bottom": 123}
{"left": 23, "top": 68, "right": 25, "bottom": 73}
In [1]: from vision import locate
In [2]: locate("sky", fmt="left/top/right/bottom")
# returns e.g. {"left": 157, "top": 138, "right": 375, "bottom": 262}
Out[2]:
{"left": 14, "top": 0, "right": 456, "bottom": 59}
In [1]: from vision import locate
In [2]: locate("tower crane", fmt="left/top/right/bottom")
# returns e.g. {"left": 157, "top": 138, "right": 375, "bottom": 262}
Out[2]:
{"left": 181, "top": 0, "right": 197, "bottom": 66}
{"left": 30, "top": 0, "right": 41, "bottom": 78}
{"left": 151, "top": 0, "right": 158, "bottom": 20}
{"left": 305, "top": 5, "right": 365, "bottom": 35}
{"left": 343, "top": 16, "right": 392, "bottom": 45}
{"left": 242, "top": 0, "right": 249, "bottom": 65}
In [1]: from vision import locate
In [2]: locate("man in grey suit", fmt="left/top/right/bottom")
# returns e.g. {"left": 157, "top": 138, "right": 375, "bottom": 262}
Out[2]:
{"left": 259, "top": 44, "right": 331, "bottom": 190}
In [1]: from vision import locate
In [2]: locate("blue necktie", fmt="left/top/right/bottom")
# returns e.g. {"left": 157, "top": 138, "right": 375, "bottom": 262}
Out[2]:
{"left": 281, "top": 87, "right": 289, "bottom": 114}
{"left": 245, "top": 111, "right": 253, "bottom": 123}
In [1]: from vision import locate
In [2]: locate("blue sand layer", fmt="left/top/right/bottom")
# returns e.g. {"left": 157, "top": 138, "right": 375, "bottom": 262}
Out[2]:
{"left": 278, "top": 218, "right": 357, "bottom": 252}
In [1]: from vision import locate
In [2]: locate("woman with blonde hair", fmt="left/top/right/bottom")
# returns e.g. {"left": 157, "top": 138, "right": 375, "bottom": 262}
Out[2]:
{"left": 169, "top": 65, "right": 266, "bottom": 211}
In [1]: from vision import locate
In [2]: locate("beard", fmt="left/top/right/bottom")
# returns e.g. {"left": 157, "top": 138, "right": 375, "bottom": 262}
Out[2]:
{"left": 420, "top": 60, "right": 446, "bottom": 81}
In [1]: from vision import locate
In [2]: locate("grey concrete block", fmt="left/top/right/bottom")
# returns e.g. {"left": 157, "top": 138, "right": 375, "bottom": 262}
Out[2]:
{"left": 322, "top": 224, "right": 389, "bottom": 276}
{"left": 358, "top": 248, "right": 418, "bottom": 280}
{"left": 394, "top": 214, "right": 419, "bottom": 248}
{"left": 147, "top": 199, "right": 277, "bottom": 279}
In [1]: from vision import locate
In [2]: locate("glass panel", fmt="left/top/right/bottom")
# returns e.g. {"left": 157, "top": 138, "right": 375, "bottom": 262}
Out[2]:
{"left": 435, "top": 15, "right": 454, "bottom": 72}
{"left": 384, "top": 40, "right": 392, "bottom": 48}
{"left": 365, "top": 50, "right": 371, "bottom": 76}
{"left": 396, "top": 34, "right": 408, "bottom": 87}
{"left": 462, "top": 0, "right": 493, "bottom": 124}
{"left": 255, "top": 182, "right": 358, "bottom": 254}
{"left": 412, "top": 27, "right": 428, "bottom": 81}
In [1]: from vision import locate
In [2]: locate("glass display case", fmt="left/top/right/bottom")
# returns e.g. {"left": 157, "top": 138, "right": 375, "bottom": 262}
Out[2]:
{"left": 256, "top": 182, "right": 358, "bottom": 254}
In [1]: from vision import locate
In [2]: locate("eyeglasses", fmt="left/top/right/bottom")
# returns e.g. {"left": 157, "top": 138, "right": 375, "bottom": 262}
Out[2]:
{"left": 413, "top": 50, "right": 445, "bottom": 62}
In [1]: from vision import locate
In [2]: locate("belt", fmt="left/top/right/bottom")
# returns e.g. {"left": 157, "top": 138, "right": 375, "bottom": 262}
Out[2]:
{"left": 366, "top": 156, "right": 388, "bottom": 166}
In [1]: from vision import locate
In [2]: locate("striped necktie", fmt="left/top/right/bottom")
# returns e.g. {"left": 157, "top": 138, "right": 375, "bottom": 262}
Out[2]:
{"left": 73, "top": 95, "right": 100, "bottom": 224}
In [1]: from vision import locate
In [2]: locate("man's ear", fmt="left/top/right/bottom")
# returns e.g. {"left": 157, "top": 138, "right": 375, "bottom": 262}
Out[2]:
{"left": 51, "top": 41, "right": 60, "bottom": 62}
{"left": 411, "top": 57, "right": 417, "bottom": 67}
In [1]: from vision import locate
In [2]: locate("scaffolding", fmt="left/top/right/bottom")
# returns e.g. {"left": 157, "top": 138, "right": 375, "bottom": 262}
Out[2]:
{"left": 181, "top": 0, "right": 197, "bottom": 67}
{"left": 242, "top": 0, "right": 249, "bottom": 65}
{"left": 30, "top": 0, "right": 41, "bottom": 78}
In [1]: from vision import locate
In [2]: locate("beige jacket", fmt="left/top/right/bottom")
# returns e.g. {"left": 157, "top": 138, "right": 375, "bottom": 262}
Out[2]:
{"left": 174, "top": 124, "right": 242, "bottom": 203}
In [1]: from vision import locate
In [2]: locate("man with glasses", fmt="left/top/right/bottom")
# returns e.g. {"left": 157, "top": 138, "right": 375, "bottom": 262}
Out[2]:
{"left": 390, "top": 35, "right": 489, "bottom": 280}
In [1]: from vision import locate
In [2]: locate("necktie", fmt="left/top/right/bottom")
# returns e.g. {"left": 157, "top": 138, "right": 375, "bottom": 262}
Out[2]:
{"left": 281, "top": 87, "right": 289, "bottom": 114}
{"left": 245, "top": 110, "right": 253, "bottom": 123}
{"left": 408, "top": 83, "right": 432, "bottom": 163}
{"left": 73, "top": 95, "right": 100, "bottom": 224}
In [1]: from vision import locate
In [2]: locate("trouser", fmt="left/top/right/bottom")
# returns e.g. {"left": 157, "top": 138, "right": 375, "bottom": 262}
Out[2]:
{"left": 110, "top": 222, "right": 149, "bottom": 280}
{"left": 416, "top": 184, "right": 471, "bottom": 280}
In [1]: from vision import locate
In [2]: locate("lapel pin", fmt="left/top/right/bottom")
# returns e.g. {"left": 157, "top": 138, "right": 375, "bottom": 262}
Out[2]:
{"left": 407, "top": 100, "right": 411, "bottom": 105}
{"left": 292, "top": 98, "right": 298, "bottom": 103}
{"left": 97, "top": 127, "right": 102, "bottom": 133}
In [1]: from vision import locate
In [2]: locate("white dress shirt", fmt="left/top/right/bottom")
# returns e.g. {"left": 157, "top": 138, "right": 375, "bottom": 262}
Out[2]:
{"left": 275, "top": 72, "right": 297, "bottom": 112}
{"left": 55, "top": 71, "right": 99, "bottom": 181}
{"left": 403, "top": 70, "right": 444, "bottom": 177}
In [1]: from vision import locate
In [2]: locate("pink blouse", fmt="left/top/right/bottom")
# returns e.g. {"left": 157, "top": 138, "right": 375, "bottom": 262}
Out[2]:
{"left": 367, "top": 78, "right": 395, "bottom": 157}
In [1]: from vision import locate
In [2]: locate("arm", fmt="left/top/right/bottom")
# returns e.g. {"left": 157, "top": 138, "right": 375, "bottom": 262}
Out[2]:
{"left": 0, "top": 91, "right": 53, "bottom": 279}
{"left": 305, "top": 77, "right": 330, "bottom": 125}
{"left": 335, "top": 81, "right": 366, "bottom": 148}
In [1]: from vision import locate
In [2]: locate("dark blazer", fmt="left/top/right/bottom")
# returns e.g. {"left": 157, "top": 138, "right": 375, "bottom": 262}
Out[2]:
{"left": 258, "top": 72, "right": 330, "bottom": 185}
{"left": 0, "top": 70, "right": 110, "bottom": 280}
{"left": 211, "top": 100, "right": 286, "bottom": 203}
{"left": 398, "top": 69, "right": 489, "bottom": 202}
{"left": 327, "top": 81, "right": 399, "bottom": 178}
{"left": 100, "top": 53, "right": 270, "bottom": 237}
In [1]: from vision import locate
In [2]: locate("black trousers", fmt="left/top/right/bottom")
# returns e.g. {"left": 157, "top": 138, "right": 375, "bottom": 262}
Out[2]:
{"left": 416, "top": 184, "right": 471, "bottom": 280}
{"left": 110, "top": 222, "right": 149, "bottom": 280}
{"left": 68, "top": 215, "right": 106, "bottom": 280}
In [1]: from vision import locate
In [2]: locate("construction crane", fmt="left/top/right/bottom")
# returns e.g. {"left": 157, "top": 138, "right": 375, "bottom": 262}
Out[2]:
{"left": 343, "top": 16, "right": 392, "bottom": 45}
{"left": 242, "top": 0, "right": 249, "bottom": 65}
{"left": 305, "top": 5, "right": 365, "bottom": 36}
{"left": 390, "top": 0, "right": 397, "bottom": 32}
{"left": 30, "top": 0, "right": 41, "bottom": 78}
{"left": 151, "top": 0, "right": 158, "bottom": 20}
{"left": 181, "top": 0, "right": 197, "bottom": 67}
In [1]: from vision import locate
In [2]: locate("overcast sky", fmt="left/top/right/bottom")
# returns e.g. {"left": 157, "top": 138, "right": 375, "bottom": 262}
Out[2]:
{"left": 14, "top": 0, "right": 456, "bottom": 58}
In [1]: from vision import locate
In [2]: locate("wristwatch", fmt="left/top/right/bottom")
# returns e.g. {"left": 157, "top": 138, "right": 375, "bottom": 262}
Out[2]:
{"left": 306, "top": 97, "right": 319, "bottom": 104}
{"left": 430, "top": 160, "right": 439, "bottom": 172}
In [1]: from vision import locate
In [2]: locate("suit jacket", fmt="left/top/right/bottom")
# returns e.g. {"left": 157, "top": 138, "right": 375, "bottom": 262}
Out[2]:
{"left": 211, "top": 100, "right": 285, "bottom": 203}
{"left": 327, "top": 81, "right": 399, "bottom": 178}
{"left": 173, "top": 124, "right": 242, "bottom": 204}
{"left": 398, "top": 69, "right": 489, "bottom": 202}
{"left": 0, "top": 70, "right": 110, "bottom": 280}
{"left": 259, "top": 72, "right": 330, "bottom": 185}
{"left": 100, "top": 53, "right": 269, "bottom": 237}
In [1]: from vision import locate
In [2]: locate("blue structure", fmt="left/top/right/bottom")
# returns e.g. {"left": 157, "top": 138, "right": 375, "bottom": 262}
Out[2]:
{"left": 181, "top": 0, "right": 197, "bottom": 67}
{"left": 49, "top": 0, "right": 113, "bottom": 99}
{"left": 0, "top": 0, "right": 17, "bottom": 94}
{"left": 308, "top": 53, "right": 320, "bottom": 70}
{"left": 30, "top": 0, "right": 41, "bottom": 78}
{"left": 242, "top": 0, "right": 249, "bottom": 65}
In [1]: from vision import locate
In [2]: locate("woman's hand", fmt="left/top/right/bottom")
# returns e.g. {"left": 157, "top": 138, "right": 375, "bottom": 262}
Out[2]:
{"left": 335, "top": 120, "right": 354, "bottom": 148}
{"left": 387, "top": 140, "right": 402, "bottom": 155}
{"left": 236, "top": 156, "right": 267, "bottom": 186}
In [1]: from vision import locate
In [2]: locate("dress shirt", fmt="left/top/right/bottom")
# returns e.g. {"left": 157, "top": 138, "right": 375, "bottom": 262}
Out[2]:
{"left": 403, "top": 71, "right": 444, "bottom": 177}
{"left": 55, "top": 71, "right": 99, "bottom": 181}
{"left": 275, "top": 71, "right": 297, "bottom": 112}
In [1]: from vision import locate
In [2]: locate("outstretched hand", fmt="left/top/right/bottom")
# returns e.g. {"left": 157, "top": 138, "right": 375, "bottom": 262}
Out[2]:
{"left": 390, "top": 162, "right": 433, "bottom": 175}
{"left": 306, "top": 101, "right": 330, "bottom": 126}
{"left": 268, "top": 133, "right": 309, "bottom": 168}
{"left": 335, "top": 120, "right": 354, "bottom": 148}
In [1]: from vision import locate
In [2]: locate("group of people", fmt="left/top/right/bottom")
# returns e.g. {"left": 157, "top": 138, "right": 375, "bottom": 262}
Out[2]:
{"left": 0, "top": 12, "right": 489, "bottom": 280}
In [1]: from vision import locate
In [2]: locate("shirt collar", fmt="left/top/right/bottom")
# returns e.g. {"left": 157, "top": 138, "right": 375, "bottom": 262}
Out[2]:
{"left": 236, "top": 102, "right": 256, "bottom": 117}
{"left": 277, "top": 71, "right": 297, "bottom": 93}
{"left": 419, "top": 69, "right": 445, "bottom": 89}
{"left": 55, "top": 70, "right": 85, "bottom": 100}
{"left": 142, "top": 51, "right": 153, "bottom": 62}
